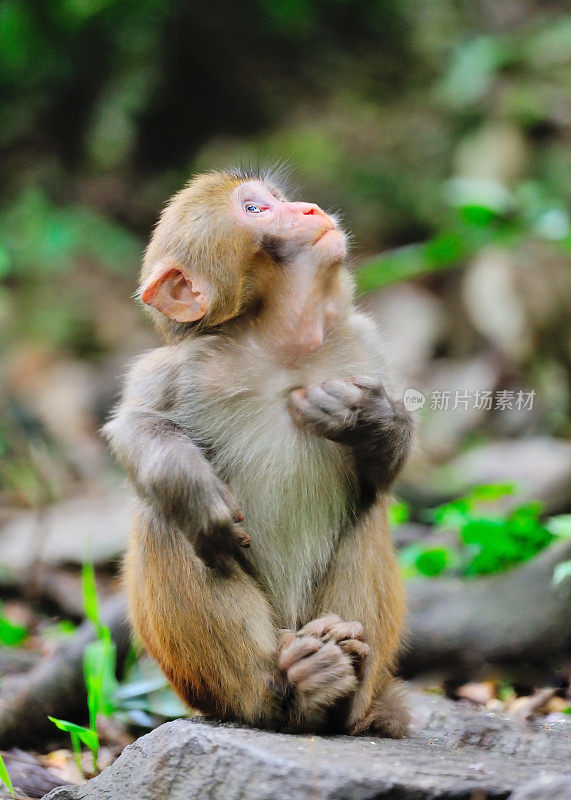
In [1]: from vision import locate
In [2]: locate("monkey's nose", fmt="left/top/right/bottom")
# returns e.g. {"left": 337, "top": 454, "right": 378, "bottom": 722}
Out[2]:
{"left": 293, "top": 202, "right": 330, "bottom": 219}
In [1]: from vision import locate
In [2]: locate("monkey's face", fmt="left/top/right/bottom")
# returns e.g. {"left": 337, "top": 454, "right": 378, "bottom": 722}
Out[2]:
{"left": 232, "top": 180, "right": 347, "bottom": 266}
{"left": 140, "top": 171, "right": 349, "bottom": 342}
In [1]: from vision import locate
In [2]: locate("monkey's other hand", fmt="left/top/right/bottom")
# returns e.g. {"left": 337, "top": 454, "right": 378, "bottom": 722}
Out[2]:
{"left": 289, "top": 378, "right": 412, "bottom": 487}
{"left": 288, "top": 377, "right": 398, "bottom": 444}
{"left": 298, "top": 614, "right": 369, "bottom": 681}
{"left": 181, "top": 478, "right": 250, "bottom": 570}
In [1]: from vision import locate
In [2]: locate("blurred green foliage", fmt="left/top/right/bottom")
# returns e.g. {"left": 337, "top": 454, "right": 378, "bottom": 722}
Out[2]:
{"left": 0, "top": 601, "right": 27, "bottom": 646}
{"left": 50, "top": 562, "right": 119, "bottom": 775}
{"left": 399, "top": 484, "right": 570, "bottom": 579}
{"left": 0, "top": 1, "right": 568, "bottom": 313}
{"left": 0, "top": 1, "right": 569, "bottom": 504}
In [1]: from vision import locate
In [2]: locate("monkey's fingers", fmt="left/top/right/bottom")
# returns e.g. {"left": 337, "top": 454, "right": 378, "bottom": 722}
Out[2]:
{"left": 219, "top": 485, "right": 246, "bottom": 523}
{"left": 232, "top": 524, "right": 251, "bottom": 548}
{"left": 319, "top": 379, "right": 364, "bottom": 409}
{"left": 339, "top": 638, "right": 370, "bottom": 681}
{"left": 298, "top": 615, "right": 366, "bottom": 646}
{"left": 348, "top": 375, "right": 384, "bottom": 397}
{"left": 289, "top": 389, "right": 354, "bottom": 437}
{"left": 192, "top": 523, "right": 250, "bottom": 571}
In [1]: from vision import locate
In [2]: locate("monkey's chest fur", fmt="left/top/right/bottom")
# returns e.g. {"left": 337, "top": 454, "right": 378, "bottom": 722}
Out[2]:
{"left": 176, "top": 328, "right": 378, "bottom": 629}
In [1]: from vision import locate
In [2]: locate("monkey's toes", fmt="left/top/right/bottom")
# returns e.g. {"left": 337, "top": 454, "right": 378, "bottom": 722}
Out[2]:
{"left": 298, "top": 614, "right": 366, "bottom": 644}
{"left": 283, "top": 639, "right": 358, "bottom": 708}
{"left": 297, "top": 615, "right": 369, "bottom": 680}
{"left": 278, "top": 634, "right": 322, "bottom": 673}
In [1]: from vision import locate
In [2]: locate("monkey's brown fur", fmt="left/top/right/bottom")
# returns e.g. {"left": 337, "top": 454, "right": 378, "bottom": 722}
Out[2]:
{"left": 105, "top": 168, "right": 412, "bottom": 736}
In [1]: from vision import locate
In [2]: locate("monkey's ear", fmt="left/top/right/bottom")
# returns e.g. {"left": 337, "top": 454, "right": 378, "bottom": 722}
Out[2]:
{"left": 141, "top": 260, "right": 211, "bottom": 323}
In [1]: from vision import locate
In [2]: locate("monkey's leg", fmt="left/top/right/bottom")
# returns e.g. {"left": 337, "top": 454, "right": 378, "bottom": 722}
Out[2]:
{"left": 308, "top": 499, "right": 409, "bottom": 737}
{"left": 125, "top": 505, "right": 282, "bottom": 727}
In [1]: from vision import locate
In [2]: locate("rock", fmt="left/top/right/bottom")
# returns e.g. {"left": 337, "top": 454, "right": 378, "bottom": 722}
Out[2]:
{"left": 0, "top": 597, "right": 129, "bottom": 750}
{"left": 509, "top": 775, "right": 570, "bottom": 800}
{"left": 3, "top": 749, "right": 63, "bottom": 799}
{"left": 406, "top": 436, "right": 571, "bottom": 514}
{"left": 405, "top": 355, "right": 501, "bottom": 462}
{"left": 43, "top": 693, "right": 570, "bottom": 800}
{"left": 0, "top": 646, "right": 40, "bottom": 677}
{"left": 404, "top": 538, "right": 571, "bottom": 674}
{"left": 359, "top": 283, "right": 448, "bottom": 385}
{"left": 462, "top": 242, "right": 571, "bottom": 370}
{"left": 463, "top": 247, "right": 532, "bottom": 362}
{"left": 432, "top": 436, "right": 571, "bottom": 514}
{"left": 0, "top": 489, "right": 133, "bottom": 570}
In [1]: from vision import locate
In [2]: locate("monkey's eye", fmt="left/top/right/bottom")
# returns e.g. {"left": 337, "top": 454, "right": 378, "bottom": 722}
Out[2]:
{"left": 244, "top": 203, "right": 268, "bottom": 214}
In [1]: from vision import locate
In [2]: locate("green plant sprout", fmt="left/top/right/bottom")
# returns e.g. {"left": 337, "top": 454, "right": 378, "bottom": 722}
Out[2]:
{"left": 0, "top": 603, "right": 27, "bottom": 647}
{"left": 388, "top": 499, "right": 409, "bottom": 527}
{"left": 0, "top": 752, "right": 14, "bottom": 797}
{"left": 399, "top": 483, "right": 569, "bottom": 579}
{"left": 47, "top": 717, "right": 99, "bottom": 775}
{"left": 48, "top": 562, "right": 118, "bottom": 775}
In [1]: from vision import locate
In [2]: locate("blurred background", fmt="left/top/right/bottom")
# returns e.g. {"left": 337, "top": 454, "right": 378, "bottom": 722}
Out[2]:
{"left": 0, "top": 0, "right": 569, "bottom": 788}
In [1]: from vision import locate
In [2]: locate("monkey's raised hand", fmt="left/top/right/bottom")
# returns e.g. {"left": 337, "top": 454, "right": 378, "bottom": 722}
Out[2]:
{"left": 136, "top": 440, "right": 250, "bottom": 569}
{"left": 184, "top": 478, "right": 251, "bottom": 570}
{"left": 288, "top": 377, "right": 412, "bottom": 491}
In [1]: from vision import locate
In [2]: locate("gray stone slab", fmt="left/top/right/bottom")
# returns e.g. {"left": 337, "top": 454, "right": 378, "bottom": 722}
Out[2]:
{"left": 43, "top": 694, "right": 571, "bottom": 800}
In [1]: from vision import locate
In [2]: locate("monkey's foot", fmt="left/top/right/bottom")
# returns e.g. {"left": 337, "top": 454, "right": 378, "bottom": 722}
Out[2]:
{"left": 297, "top": 614, "right": 369, "bottom": 680}
{"left": 350, "top": 679, "right": 410, "bottom": 739}
{"left": 278, "top": 615, "right": 369, "bottom": 714}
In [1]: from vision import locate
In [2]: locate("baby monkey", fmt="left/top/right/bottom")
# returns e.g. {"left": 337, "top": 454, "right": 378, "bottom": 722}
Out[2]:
{"left": 104, "top": 168, "right": 412, "bottom": 736}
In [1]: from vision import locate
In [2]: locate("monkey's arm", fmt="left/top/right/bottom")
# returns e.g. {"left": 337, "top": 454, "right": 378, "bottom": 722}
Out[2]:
{"left": 102, "top": 356, "right": 249, "bottom": 568}
{"left": 289, "top": 377, "right": 413, "bottom": 505}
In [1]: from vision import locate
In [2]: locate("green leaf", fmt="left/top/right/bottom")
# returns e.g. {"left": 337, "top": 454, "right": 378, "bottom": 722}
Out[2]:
{"left": 430, "top": 497, "right": 472, "bottom": 529}
{"left": 415, "top": 547, "right": 450, "bottom": 577}
{"left": 389, "top": 500, "right": 409, "bottom": 527}
{"left": 82, "top": 562, "right": 101, "bottom": 635}
{"left": 41, "top": 620, "right": 77, "bottom": 642}
{"left": 0, "top": 603, "right": 27, "bottom": 646}
{"left": 438, "top": 36, "right": 511, "bottom": 110}
{"left": 84, "top": 632, "right": 118, "bottom": 724}
{"left": 467, "top": 483, "right": 516, "bottom": 503}
{"left": 356, "top": 231, "right": 468, "bottom": 293}
{"left": 0, "top": 752, "right": 13, "bottom": 796}
{"left": 48, "top": 717, "right": 99, "bottom": 752}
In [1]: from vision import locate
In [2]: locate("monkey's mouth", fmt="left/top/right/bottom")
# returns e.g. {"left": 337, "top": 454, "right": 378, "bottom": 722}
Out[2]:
{"left": 312, "top": 227, "right": 336, "bottom": 246}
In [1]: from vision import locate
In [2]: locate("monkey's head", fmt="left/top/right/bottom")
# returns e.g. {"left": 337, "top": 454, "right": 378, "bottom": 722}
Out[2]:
{"left": 139, "top": 168, "right": 348, "bottom": 342}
